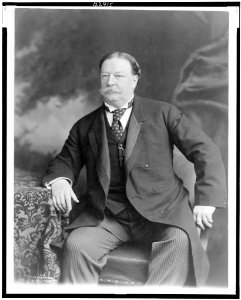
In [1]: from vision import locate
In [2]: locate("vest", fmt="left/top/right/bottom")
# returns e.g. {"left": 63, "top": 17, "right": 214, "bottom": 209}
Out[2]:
{"left": 104, "top": 112, "right": 130, "bottom": 215}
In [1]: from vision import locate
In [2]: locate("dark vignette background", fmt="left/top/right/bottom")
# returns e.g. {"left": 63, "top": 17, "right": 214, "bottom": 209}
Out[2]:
{"left": 14, "top": 8, "right": 228, "bottom": 287}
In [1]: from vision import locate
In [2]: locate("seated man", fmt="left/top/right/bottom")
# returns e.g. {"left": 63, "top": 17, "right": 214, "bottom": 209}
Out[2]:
{"left": 43, "top": 51, "right": 227, "bottom": 286}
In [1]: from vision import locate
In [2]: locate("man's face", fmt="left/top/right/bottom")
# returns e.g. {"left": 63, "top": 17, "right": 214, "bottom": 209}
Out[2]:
{"left": 100, "top": 57, "right": 138, "bottom": 108}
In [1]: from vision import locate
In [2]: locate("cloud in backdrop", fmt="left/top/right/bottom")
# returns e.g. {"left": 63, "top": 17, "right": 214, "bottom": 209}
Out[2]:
{"left": 15, "top": 90, "right": 100, "bottom": 154}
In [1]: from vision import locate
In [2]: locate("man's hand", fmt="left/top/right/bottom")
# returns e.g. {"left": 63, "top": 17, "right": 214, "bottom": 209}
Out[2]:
{"left": 51, "top": 179, "right": 79, "bottom": 213}
{"left": 193, "top": 206, "right": 216, "bottom": 230}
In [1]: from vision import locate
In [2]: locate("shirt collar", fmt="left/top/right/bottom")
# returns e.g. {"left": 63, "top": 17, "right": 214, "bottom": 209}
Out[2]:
{"left": 104, "top": 96, "right": 134, "bottom": 112}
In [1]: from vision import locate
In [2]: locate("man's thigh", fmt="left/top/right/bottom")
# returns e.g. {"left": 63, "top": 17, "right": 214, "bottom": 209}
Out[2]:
{"left": 65, "top": 215, "right": 131, "bottom": 260}
{"left": 133, "top": 221, "right": 189, "bottom": 246}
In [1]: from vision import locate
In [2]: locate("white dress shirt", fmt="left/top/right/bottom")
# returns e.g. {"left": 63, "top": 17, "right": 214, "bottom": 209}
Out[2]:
{"left": 104, "top": 99, "right": 133, "bottom": 130}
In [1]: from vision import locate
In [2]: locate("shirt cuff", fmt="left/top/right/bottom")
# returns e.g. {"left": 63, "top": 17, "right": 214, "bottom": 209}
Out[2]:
{"left": 45, "top": 177, "right": 72, "bottom": 189}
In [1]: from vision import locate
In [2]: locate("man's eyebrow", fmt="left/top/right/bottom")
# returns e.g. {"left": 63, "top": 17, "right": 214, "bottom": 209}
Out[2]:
{"left": 101, "top": 71, "right": 125, "bottom": 74}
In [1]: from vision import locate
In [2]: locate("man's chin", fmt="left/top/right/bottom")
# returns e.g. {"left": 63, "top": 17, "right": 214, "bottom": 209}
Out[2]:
{"left": 104, "top": 95, "right": 119, "bottom": 102}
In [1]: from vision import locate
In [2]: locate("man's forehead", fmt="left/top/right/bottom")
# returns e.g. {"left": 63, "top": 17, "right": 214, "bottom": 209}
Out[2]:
{"left": 101, "top": 57, "right": 132, "bottom": 72}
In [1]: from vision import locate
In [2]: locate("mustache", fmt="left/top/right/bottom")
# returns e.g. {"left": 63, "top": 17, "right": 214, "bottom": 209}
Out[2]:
{"left": 98, "top": 87, "right": 120, "bottom": 94}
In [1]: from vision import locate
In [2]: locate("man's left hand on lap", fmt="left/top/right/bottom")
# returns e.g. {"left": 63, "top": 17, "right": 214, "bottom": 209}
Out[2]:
{"left": 193, "top": 206, "right": 216, "bottom": 230}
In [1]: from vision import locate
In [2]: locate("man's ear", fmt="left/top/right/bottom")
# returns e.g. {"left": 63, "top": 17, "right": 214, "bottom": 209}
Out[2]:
{"left": 132, "top": 75, "right": 139, "bottom": 87}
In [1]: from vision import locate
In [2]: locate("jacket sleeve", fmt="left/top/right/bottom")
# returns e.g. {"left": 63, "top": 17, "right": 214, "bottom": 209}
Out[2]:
{"left": 42, "top": 122, "right": 85, "bottom": 186}
{"left": 166, "top": 104, "right": 227, "bottom": 208}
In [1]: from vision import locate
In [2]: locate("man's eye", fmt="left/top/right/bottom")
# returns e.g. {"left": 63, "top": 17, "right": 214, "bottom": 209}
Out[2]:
{"left": 115, "top": 75, "right": 123, "bottom": 78}
{"left": 102, "top": 74, "right": 108, "bottom": 78}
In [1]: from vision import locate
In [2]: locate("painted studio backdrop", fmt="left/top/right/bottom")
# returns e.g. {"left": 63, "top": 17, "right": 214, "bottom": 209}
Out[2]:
{"left": 14, "top": 9, "right": 228, "bottom": 286}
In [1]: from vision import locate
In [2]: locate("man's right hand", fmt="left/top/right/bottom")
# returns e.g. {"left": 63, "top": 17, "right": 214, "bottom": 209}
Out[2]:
{"left": 51, "top": 179, "right": 79, "bottom": 213}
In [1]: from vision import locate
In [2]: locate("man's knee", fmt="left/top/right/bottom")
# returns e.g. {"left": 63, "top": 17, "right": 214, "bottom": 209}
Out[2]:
{"left": 64, "top": 229, "right": 94, "bottom": 255}
{"left": 169, "top": 228, "right": 190, "bottom": 257}
{"left": 172, "top": 226, "right": 189, "bottom": 241}
{"left": 161, "top": 226, "right": 190, "bottom": 249}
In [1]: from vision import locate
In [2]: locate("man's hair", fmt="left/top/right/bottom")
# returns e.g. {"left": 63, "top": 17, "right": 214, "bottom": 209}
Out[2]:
{"left": 99, "top": 51, "right": 141, "bottom": 77}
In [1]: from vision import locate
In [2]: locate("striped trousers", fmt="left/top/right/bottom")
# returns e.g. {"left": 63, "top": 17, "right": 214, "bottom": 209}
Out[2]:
{"left": 61, "top": 206, "right": 191, "bottom": 285}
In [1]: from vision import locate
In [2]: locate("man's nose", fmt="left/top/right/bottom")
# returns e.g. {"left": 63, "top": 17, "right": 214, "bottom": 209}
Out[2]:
{"left": 107, "top": 74, "right": 116, "bottom": 86}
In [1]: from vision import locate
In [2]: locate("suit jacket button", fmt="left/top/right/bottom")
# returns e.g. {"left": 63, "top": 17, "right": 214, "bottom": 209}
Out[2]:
{"left": 145, "top": 164, "right": 149, "bottom": 168}
{"left": 159, "top": 210, "right": 164, "bottom": 213}
{"left": 153, "top": 187, "right": 156, "bottom": 191}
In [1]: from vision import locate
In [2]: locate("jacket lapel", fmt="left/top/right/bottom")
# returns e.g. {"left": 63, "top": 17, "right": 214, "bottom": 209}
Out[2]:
{"left": 88, "top": 106, "right": 110, "bottom": 195}
{"left": 125, "top": 95, "right": 145, "bottom": 177}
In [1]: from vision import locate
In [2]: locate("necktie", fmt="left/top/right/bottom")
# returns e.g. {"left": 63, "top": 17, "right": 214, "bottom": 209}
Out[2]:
{"left": 111, "top": 108, "right": 127, "bottom": 140}
{"left": 104, "top": 100, "right": 133, "bottom": 141}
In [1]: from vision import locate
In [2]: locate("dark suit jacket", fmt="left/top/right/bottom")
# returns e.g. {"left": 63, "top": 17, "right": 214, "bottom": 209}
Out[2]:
{"left": 43, "top": 95, "right": 227, "bottom": 286}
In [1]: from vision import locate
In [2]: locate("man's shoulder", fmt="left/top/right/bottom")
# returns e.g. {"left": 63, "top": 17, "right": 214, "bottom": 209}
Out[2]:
{"left": 70, "top": 105, "right": 102, "bottom": 133}
{"left": 137, "top": 95, "right": 178, "bottom": 114}
{"left": 75, "top": 105, "right": 102, "bottom": 124}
